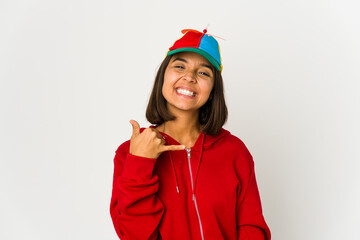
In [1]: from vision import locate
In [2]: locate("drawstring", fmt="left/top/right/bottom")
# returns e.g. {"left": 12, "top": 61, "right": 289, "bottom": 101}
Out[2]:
{"left": 168, "top": 151, "right": 180, "bottom": 193}
{"left": 166, "top": 132, "right": 206, "bottom": 195}
{"left": 163, "top": 122, "right": 180, "bottom": 194}
{"left": 193, "top": 134, "right": 206, "bottom": 195}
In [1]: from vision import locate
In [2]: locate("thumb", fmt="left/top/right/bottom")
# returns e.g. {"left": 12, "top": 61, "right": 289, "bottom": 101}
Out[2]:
{"left": 129, "top": 120, "right": 140, "bottom": 138}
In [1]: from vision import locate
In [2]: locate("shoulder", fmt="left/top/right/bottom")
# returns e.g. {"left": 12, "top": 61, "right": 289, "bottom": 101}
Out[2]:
{"left": 213, "top": 129, "right": 255, "bottom": 175}
{"left": 219, "top": 130, "right": 256, "bottom": 177}
{"left": 113, "top": 140, "right": 131, "bottom": 164}
{"left": 217, "top": 129, "right": 253, "bottom": 160}
{"left": 115, "top": 140, "right": 130, "bottom": 153}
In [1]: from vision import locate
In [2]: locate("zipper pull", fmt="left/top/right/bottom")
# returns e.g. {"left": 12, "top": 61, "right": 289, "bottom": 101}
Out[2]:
{"left": 186, "top": 148, "right": 191, "bottom": 158}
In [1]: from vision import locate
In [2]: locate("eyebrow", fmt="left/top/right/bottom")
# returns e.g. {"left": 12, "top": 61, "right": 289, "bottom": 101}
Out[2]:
{"left": 172, "top": 57, "right": 214, "bottom": 71}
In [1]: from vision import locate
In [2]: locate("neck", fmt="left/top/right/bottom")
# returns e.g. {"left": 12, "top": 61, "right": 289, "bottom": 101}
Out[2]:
{"left": 159, "top": 110, "right": 201, "bottom": 148}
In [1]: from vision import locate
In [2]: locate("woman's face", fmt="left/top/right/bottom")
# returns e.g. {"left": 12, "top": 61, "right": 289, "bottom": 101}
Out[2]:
{"left": 162, "top": 51, "right": 215, "bottom": 115}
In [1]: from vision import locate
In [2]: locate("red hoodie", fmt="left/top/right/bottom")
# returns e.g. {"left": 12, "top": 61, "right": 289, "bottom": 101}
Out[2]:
{"left": 110, "top": 126, "right": 271, "bottom": 240}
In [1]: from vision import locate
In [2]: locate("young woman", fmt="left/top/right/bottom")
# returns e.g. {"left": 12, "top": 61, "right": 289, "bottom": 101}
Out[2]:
{"left": 110, "top": 29, "right": 271, "bottom": 240}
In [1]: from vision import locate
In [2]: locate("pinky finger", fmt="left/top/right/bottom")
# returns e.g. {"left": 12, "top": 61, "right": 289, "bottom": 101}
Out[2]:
{"left": 161, "top": 144, "right": 186, "bottom": 153}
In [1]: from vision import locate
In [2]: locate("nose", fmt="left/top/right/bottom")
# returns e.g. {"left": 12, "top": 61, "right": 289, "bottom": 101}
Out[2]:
{"left": 182, "top": 70, "right": 196, "bottom": 83}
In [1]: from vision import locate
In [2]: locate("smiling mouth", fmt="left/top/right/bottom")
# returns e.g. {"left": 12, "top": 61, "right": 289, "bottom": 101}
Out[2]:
{"left": 176, "top": 88, "right": 196, "bottom": 97}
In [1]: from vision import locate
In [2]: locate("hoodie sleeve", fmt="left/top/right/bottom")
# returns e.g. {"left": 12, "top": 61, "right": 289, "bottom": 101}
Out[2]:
{"left": 236, "top": 143, "right": 271, "bottom": 240}
{"left": 110, "top": 141, "right": 164, "bottom": 240}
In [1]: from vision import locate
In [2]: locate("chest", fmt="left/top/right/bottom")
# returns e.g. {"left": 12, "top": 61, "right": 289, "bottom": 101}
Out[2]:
{"left": 154, "top": 148, "right": 240, "bottom": 210}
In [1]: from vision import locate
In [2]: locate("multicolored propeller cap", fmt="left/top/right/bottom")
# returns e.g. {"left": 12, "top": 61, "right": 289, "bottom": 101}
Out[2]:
{"left": 167, "top": 29, "right": 223, "bottom": 72}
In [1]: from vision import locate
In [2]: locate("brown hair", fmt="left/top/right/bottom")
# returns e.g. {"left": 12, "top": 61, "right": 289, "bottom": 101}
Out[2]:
{"left": 146, "top": 55, "right": 228, "bottom": 136}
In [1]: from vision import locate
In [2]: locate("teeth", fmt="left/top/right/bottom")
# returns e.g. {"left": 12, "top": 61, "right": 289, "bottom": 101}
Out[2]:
{"left": 176, "top": 88, "right": 195, "bottom": 97}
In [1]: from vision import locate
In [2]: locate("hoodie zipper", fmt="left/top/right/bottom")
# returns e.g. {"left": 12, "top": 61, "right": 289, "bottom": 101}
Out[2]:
{"left": 186, "top": 148, "right": 205, "bottom": 240}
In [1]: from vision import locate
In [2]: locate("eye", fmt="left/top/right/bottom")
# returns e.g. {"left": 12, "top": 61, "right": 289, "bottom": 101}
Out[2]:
{"left": 199, "top": 71, "right": 210, "bottom": 77}
{"left": 174, "top": 65, "right": 184, "bottom": 69}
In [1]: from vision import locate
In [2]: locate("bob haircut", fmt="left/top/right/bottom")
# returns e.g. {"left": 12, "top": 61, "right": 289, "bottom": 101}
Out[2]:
{"left": 146, "top": 54, "right": 228, "bottom": 136}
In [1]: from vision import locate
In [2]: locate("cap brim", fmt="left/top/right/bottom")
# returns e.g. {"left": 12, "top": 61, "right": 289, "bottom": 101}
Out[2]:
{"left": 167, "top": 47, "right": 221, "bottom": 72}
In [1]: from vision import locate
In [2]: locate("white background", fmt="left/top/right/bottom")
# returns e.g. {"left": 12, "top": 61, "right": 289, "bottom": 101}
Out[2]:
{"left": 1, "top": 0, "right": 359, "bottom": 239}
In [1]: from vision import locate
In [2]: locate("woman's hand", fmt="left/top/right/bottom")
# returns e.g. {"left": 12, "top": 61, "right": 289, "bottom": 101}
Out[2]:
{"left": 129, "top": 120, "right": 185, "bottom": 159}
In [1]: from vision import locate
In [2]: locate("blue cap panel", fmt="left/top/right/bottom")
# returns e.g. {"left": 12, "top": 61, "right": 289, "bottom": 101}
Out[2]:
{"left": 198, "top": 35, "right": 221, "bottom": 66}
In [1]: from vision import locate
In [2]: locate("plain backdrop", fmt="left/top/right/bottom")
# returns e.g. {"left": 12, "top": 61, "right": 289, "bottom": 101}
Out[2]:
{"left": 1, "top": 0, "right": 359, "bottom": 239}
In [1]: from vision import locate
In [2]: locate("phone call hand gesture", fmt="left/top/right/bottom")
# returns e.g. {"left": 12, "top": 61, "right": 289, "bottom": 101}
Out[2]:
{"left": 129, "top": 120, "right": 185, "bottom": 159}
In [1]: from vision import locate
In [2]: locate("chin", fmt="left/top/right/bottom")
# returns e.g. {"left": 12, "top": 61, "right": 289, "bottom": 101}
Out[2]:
{"left": 167, "top": 104, "right": 199, "bottom": 113}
